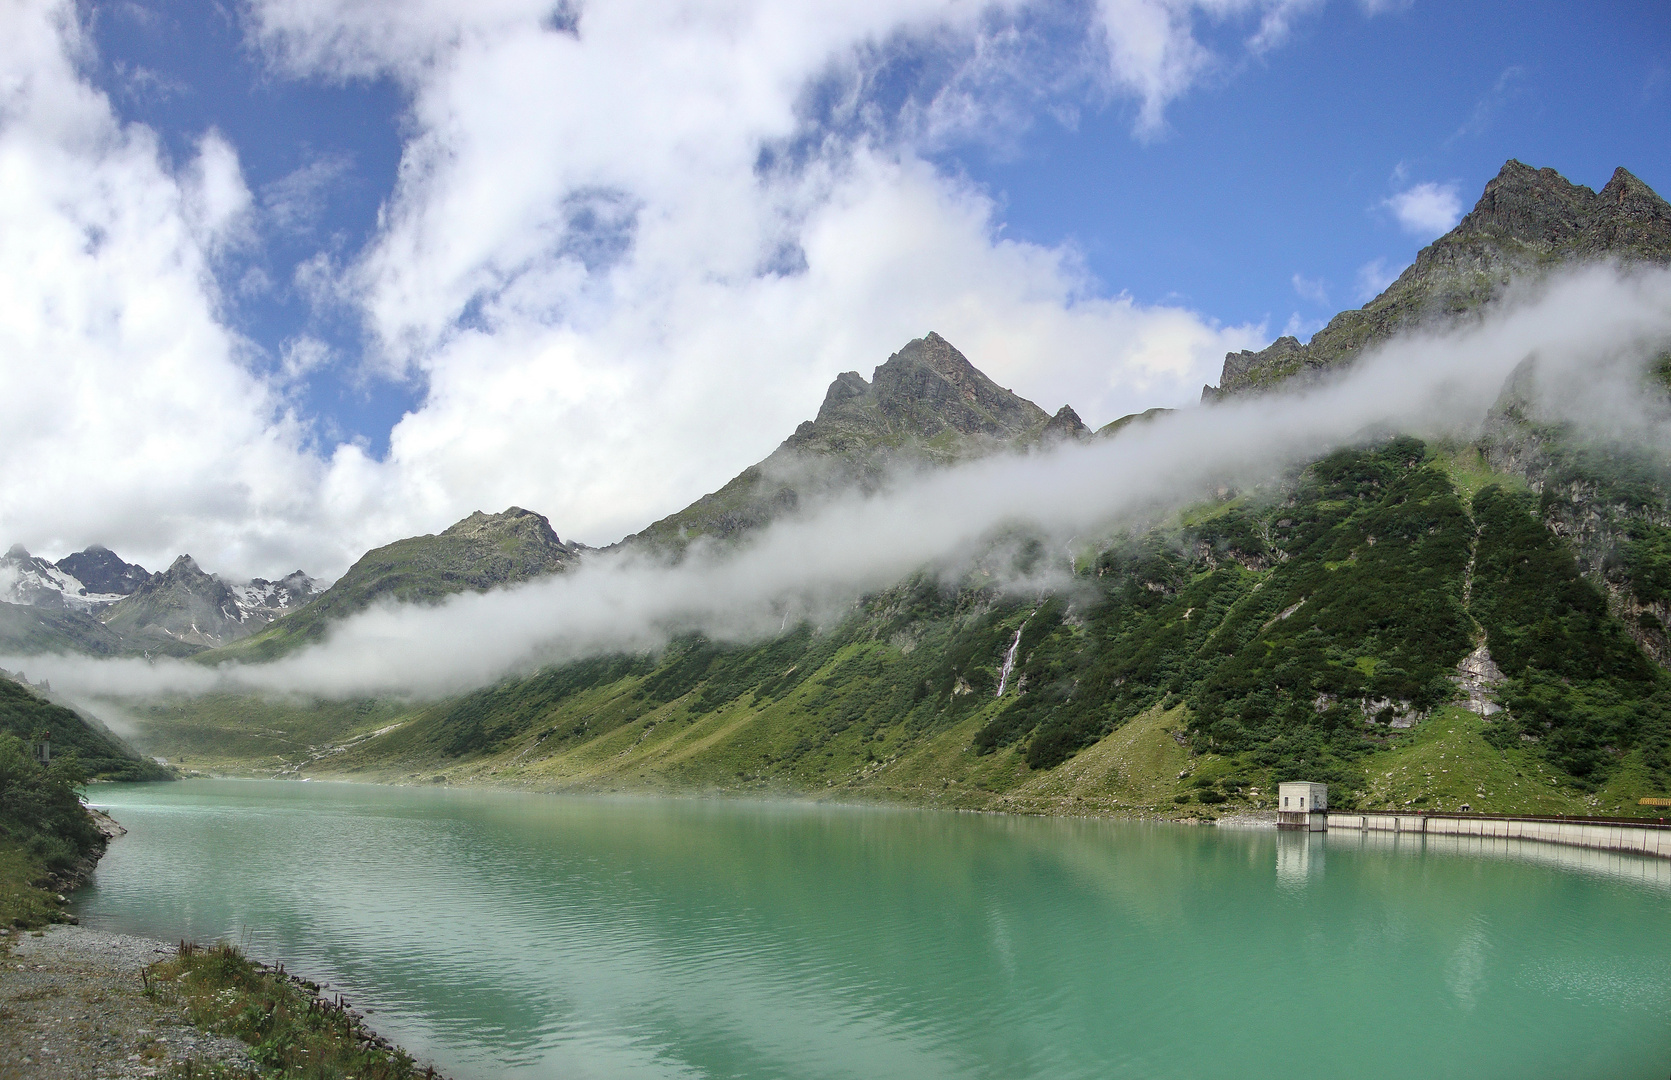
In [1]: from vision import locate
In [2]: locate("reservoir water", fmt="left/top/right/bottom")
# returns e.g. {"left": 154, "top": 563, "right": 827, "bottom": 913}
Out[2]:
{"left": 78, "top": 780, "right": 1671, "bottom": 1079}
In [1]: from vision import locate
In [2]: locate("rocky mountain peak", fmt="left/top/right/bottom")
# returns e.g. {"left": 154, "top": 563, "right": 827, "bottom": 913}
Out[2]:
{"left": 1, "top": 543, "right": 150, "bottom": 613}
{"left": 162, "top": 554, "right": 209, "bottom": 581}
{"left": 201, "top": 505, "right": 583, "bottom": 660}
{"left": 786, "top": 332, "right": 1051, "bottom": 459}
{"left": 813, "top": 371, "right": 871, "bottom": 423}
{"left": 1459, "top": 159, "right": 1600, "bottom": 242}
{"left": 626, "top": 333, "right": 1061, "bottom": 553}
{"left": 869, "top": 332, "right": 1049, "bottom": 441}
{"left": 1447, "top": 160, "right": 1671, "bottom": 260}
{"left": 440, "top": 507, "right": 572, "bottom": 552}
{"left": 1042, "top": 404, "right": 1090, "bottom": 442}
{"left": 54, "top": 545, "right": 148, "bottom": 597}
{"left": 99, "top": 552, "right": 325, "bottom": 651}
{"left": 1203, "top": 160, "right": 1671, "bottom": 400}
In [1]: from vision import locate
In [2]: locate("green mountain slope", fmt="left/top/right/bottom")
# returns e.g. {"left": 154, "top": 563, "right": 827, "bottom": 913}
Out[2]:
{"left": 158, "top": 437, "right": 1662, "bottom": 817}
{"left": 0, "top": 673, "right": 170, "bottom": 782}
{"left": 202, "top": 507, "right": 582, "bottom": 663}
{"left": 0, "top": 602, "right": 130, "bottom": 657}
{"left": 121, "top": 160, "right": 1671, "bottom": 819}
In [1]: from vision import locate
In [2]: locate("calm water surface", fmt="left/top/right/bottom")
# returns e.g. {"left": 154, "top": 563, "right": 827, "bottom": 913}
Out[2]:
{"left": 77, "top": 780, "right": 1671, "bottom": 1079}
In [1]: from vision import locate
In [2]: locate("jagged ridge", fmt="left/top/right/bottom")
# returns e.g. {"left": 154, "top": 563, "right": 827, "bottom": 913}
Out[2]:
{"left": 1206, "top": 161, "right": 1671, "bottom": 398}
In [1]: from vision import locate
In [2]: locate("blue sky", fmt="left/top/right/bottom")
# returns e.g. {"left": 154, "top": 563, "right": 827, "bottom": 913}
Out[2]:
{"left": 970, "top": 1, "right": 1670, "bottom": 320}
{"left": 2, "top": 0, "right": 1668, "bottom": 575}
{"left": 85, "top": 0, "right": 1669, "bottom": 456}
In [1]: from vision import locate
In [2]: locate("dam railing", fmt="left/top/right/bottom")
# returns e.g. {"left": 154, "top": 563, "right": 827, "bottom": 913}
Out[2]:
{"left": 1325, "top": 810, "right": 1671, "bottom": 859}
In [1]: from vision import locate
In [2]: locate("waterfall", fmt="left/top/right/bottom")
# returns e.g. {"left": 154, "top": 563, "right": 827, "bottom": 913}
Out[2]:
{"left": 996, "top": 621, "right": 1026, "bottom": 697}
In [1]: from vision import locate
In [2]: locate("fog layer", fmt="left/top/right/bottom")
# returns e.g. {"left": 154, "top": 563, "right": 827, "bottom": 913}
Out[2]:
{"left": 9, "top": 265, "right": 1671, "bottom": 705}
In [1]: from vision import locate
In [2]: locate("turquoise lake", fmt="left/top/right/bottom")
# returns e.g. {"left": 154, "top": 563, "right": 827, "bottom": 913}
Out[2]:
{"left": 77, "top": 780, "right": 1671, "bottom": 1079}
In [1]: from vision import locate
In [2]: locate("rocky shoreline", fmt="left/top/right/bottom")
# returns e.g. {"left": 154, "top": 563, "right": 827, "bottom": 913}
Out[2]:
{"left": 0, "top": 924, "right": 252, "bottom": 1079}
{"left": 1, "top": 809, "right": 446, "bottom": 1080}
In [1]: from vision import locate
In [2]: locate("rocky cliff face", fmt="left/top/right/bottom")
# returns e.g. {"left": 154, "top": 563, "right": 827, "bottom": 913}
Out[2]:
{"left": 53, "top": 545, "right": 149, "bottom": 598}
{"left": 782, "top": 332, "right": 1053, "bottom": 457}
{"left": 1205, "top": 161, "right": 1671, "bottom": 398}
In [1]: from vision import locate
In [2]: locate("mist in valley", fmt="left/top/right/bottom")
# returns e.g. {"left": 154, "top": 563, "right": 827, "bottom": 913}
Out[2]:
{"left": 9, "top": 264, "right": 1671, "bottom": 710}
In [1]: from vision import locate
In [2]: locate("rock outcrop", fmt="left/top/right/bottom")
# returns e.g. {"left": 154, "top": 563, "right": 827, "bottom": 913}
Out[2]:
{"left": 53, "top": 545, "right": 149, "bottom": 598}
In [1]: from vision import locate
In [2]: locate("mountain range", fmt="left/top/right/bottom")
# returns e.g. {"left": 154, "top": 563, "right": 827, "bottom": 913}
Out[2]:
{"left": 11, "top": 159, "right": 1671, "bottom": 818}
{"left": 0, "top": 544, "right": 321, "bottom": 656}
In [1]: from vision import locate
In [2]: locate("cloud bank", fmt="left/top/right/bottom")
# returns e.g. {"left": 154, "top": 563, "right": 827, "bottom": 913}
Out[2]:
{"left": 13, "top": 264, "right": 1671, "bottom": 706}
{"left": 0, "top": 0, "right": 1380, "bottom": 581}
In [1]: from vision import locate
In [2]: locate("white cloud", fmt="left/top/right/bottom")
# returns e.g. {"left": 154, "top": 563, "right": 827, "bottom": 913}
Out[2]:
{"left": 1451, "top": 66, "right": 1526, "bottom": 143}
{"left": 245, "top": 0, "right": 1266, "bottom": 541}
{"left": 1281, "top": 312, "right": 1324, "bottom": 340}
{"left": 280, "top": 335, "right": 334, "bottom": 382}
{"left": 1291, "top": 272, "right": 1328, "bottom": 305}
{"left": 1091, "top": 0, "right": 1326, "bottom": 135}
{"left": 262, "top": 153, "right": 352, "bottom": 236}
{"left": 1355, "top": 256, "right": 1406, "bottom": 300}
{"left": 182, "top": 129, "right": 253, "bottom": 253}
{"left": 0, "top": 0, "right": 1296, "bottom": 581}
{"left": 0, "top": 0, "right": 348, "bottom": 577}
{"left": 1385, "top": 181, "right": 1463, "bottom": 239}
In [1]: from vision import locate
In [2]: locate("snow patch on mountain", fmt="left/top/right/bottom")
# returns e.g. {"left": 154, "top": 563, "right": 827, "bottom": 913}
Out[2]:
{"left": 0, "top": 546, "right": 127, "bottom": 612}
{"left": 230, "top": 572, "right": 323, "bottom": 623}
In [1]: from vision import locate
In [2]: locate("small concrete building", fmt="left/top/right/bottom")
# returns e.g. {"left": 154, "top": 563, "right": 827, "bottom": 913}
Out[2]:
{"left": 1277, "top": 781, "right": 1327, "bottom": 831}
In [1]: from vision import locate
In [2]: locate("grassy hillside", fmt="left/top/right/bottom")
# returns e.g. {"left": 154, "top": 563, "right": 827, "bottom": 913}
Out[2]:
{"left": 125, "top": 436, "right": 1671, "bottom": 819}
{"left": 124, "top": 694, "right": 415, "bottom": 775}
{"left": 0, "top": 675, "right": 169, "bottom": 782}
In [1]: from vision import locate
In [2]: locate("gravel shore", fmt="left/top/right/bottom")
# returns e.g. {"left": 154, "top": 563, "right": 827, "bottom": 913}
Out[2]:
{"left": 0, "top": 924, "right": 252, "bottom": 1080}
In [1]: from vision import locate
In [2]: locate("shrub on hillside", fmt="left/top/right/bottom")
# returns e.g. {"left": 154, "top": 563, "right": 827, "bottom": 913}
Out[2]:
{"left": 0, "top": 734, "right": 101, "bottom": 873}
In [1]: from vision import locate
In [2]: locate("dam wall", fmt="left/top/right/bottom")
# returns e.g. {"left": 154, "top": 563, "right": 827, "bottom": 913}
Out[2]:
{"left": 1325, "top": 810, "right": 1671, "bottom": 859}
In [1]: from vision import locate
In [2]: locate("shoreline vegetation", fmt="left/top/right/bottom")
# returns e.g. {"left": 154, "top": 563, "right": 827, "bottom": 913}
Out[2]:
{"left": 154, "top": 694, "right": 1671, "bottom": 826}
{"left": 144, "top": 940, "right": 443, "bottom": 1080}
{"left": 0, "top": 918, "right": 450, "bottom": 1080}
{"left": 0, "top": 729, "right": 448, "bottom": 1079}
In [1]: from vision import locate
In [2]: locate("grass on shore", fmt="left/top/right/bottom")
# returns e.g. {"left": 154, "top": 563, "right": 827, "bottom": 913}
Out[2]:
{"left": 146, "top": 940, "right": 440, "bottom": 1080}
{"left": 0, "top": 841, "right": 73, "bottom": 931}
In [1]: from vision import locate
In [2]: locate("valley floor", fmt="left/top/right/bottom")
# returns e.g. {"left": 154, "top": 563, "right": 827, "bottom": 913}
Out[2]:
{"left": 133, "top": 692, "right": 1661, "bottom": 823}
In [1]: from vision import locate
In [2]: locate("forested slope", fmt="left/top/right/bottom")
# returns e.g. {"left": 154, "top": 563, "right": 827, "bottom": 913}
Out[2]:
{"left": 120, "top": 160, "right": 1671, "bottom": 818}
{"left": 251, "top": 436, "right": 1671, "bottom": 817}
